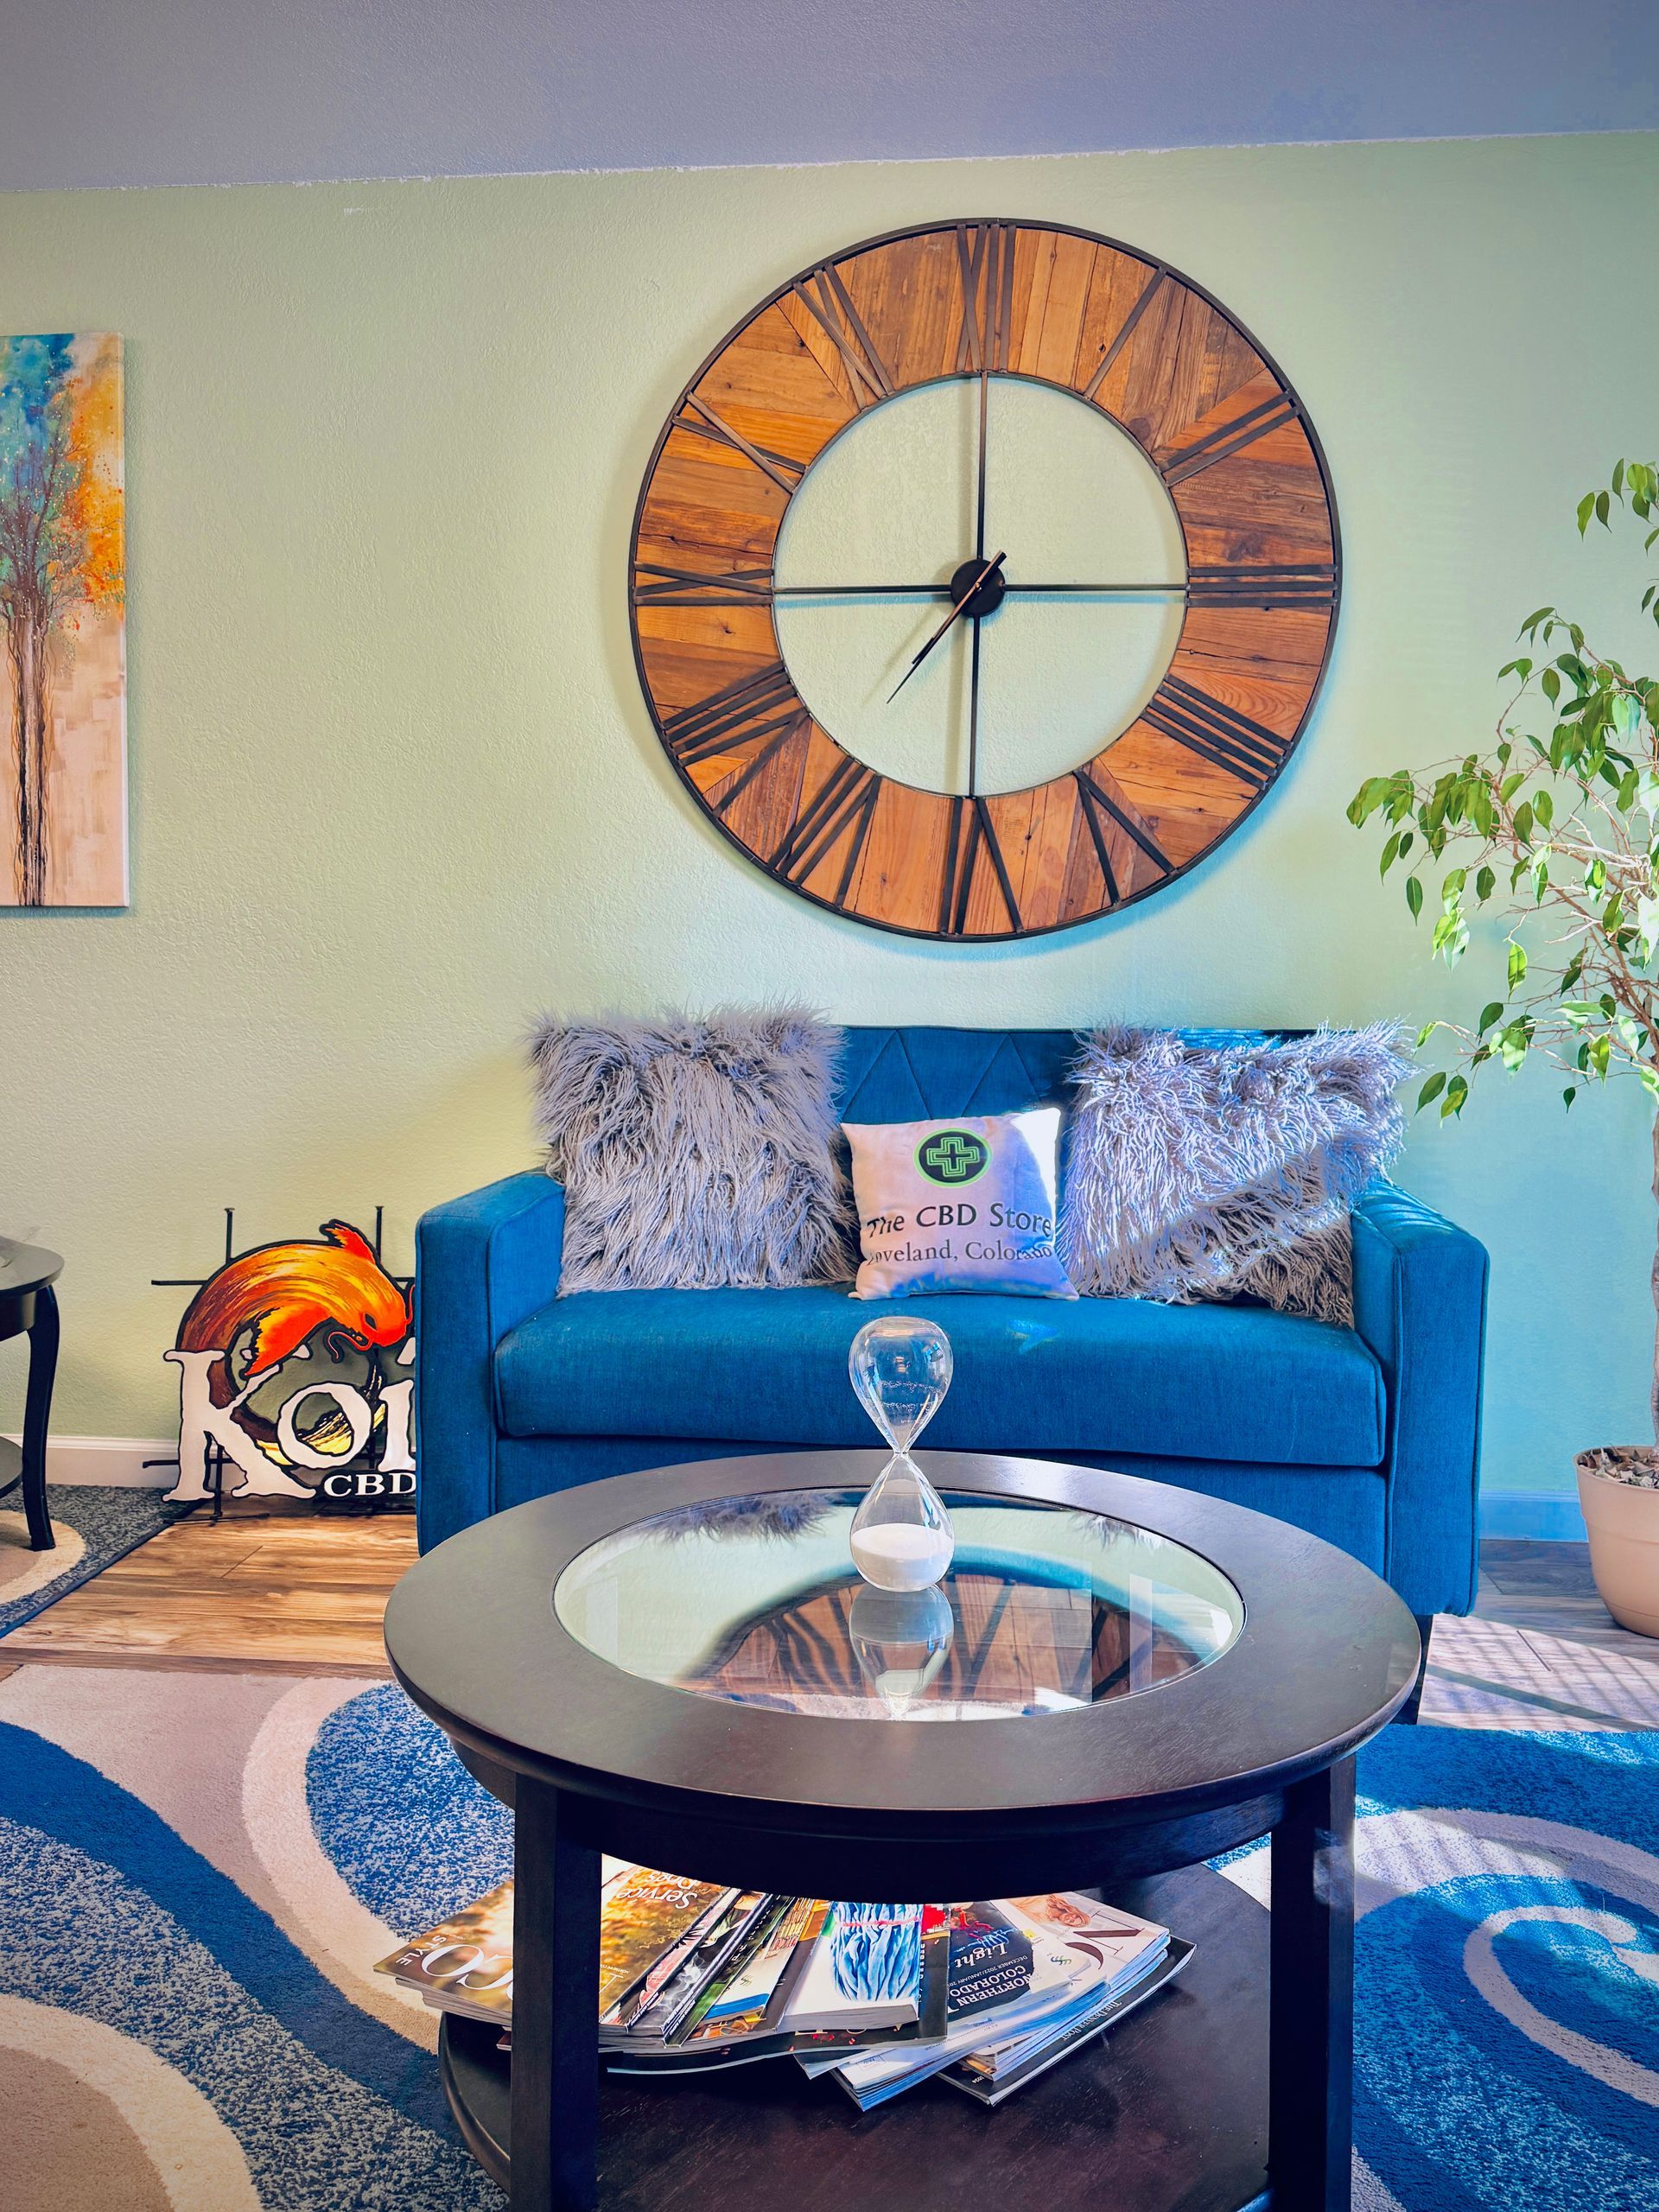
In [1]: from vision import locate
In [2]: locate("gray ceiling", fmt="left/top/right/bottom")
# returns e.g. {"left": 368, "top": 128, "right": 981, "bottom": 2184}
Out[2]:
{"left": 3, "top": 0, "right": 1656, "bottom": 193}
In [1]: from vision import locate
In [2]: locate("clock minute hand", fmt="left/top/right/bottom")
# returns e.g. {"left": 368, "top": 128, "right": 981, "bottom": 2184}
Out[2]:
{"left": 887, "top": 551, "right": 1007, "bottom": 705}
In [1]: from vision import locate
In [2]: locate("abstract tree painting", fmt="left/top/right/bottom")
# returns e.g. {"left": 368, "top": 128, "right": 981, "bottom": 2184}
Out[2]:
{"left": 0, "top": 334, "right": 126, "bottom": 907}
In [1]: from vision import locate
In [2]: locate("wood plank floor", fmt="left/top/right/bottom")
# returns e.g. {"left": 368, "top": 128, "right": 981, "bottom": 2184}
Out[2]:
{"left": 1, "top": 1502, "right": 416, "bottom": 1675}
{"left": 1425, "top": 1535, "right": 1659, "bottom": 1729}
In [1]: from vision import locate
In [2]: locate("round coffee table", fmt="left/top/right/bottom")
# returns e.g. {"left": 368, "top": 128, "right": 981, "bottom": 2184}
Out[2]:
{"left": 384, "top": 1450, "right": 1419, "bottom": 2212}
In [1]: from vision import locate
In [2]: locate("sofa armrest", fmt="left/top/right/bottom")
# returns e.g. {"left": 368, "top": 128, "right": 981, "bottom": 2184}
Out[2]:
{"left": 1350, "top": 1179, "right": 1490, "bottom": 1618}
{"left": 415, "top": 1172, "right": 566, "bottom": 1551}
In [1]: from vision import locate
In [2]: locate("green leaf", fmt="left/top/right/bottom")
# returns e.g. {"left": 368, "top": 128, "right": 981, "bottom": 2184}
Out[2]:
{"left": 1508, "top": 940, "right": 1528, "bottom": 990}
{"left": 1415, "top": 1020, "right": 1438, "bottom": 1049}
{"left": 1417, "top": 1071, "right": 1446, "bottom": 1109}
{"left": 1496, "top": 1021, "right": 1530, "bottom": 1071}
{"left": 1560, "top": 1000, "right": 1599, "bottom": 1027}
{"left": 1476, "top": 865, "right": 1496, "bottom": 903}
{"left": 1532, "top": 788, "right": 1554, "bottom": 829}
{"left": 1379, "top": 831, "right": 1401, "bottom": 878}
{"left": 1476, "top": 1001, "right": 1503, "bottom": 1035}
{"left": 1577, "top": 493, "right": 1596, "bottom": 536}
{"left": 1405, "top": 875, "right": 1423, "bottom": 921}
{"left": 1432, "top": 905, "right": 1470, "bottom": 966}
{"left": 1441, "top": 1074, "right": 1470, "bottom": 1119}
{"left": 1348, "top": 775, "right": 1404, "bottom": 829}
{"left": 1563, "top": 1085, "right": 1579, "bottom": 1111}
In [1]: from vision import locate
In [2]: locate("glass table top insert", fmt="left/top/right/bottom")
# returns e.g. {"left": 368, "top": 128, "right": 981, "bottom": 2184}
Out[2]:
{"left": 553, "top": 1488, "right": 1243, "bottom": 1721}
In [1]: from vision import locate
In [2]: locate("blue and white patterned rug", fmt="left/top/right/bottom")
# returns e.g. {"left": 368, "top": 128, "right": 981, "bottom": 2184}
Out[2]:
{"left": 0, "top": 1666, "right": 1653, "bottom": 2210}
{"left": 0, "top": 1484, "right": 170, "bottom": 1637}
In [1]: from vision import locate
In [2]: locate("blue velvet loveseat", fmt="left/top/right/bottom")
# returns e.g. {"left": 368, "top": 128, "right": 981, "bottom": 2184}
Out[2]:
{"left": 415, "top": 1026, "right": 1489, "bottom": 1632}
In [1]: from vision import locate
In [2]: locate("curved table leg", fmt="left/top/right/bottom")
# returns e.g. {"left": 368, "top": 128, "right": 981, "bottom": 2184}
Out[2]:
{"left": 21, "top": 1285, "right": 59, "bottom": 1552}
{"left": 1268, "top": 1756, "right": 1356, "bottom": 2212}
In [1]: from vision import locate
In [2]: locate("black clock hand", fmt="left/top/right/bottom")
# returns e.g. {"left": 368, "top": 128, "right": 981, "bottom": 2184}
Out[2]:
{"left": 975, "top": 336, "right": 990, "bottom": 564}
{"left": 968, "top": 614, "right": 983, "bottom": 797}
{"left": 887, "top": 552, "right": 1006, "bottom": 704}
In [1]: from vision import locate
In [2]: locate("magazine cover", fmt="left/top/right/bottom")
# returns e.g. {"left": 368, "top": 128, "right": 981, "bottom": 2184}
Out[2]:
{"left": 602, "top": 1887, "right": 743, "bottom": 2032}
{"left": 376, "top": 1881, "right": 515, "bottom": 2020}
{"left": 596, "top": 1869, "right": 733, "bottom": 2013}
{"left": 790, "top": 1906, "right": 950, "bottom": 2054}
{"left": 782, "top": 1902, "right": 927, "bottom": 2034}
{"left": 945, "top": 1902, "right": 1034, "bottom": 2022}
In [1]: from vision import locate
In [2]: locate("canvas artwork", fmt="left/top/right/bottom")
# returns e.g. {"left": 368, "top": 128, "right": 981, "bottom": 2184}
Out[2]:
{"left": 0, "top": 333, "right": 126, "bottom": 906}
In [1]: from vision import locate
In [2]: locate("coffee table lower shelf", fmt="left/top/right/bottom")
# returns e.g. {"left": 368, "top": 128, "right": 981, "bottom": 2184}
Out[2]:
{"left": 438, "top": 1864, "right": 1270, "bottom": 2212}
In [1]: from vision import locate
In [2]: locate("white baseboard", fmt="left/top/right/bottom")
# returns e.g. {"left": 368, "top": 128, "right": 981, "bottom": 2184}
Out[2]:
{"left": 3, "top": 1435, "right": 177, "bottom": 1487}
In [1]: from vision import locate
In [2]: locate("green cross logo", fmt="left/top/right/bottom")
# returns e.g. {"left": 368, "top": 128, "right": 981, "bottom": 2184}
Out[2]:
{"left": 916, "top": 1128, "right": 989, "bottom": 1185}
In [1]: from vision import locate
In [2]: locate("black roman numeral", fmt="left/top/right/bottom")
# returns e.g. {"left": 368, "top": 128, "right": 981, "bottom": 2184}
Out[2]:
{"left": 673, "top": 393, "right": 806, "bottom": 494}
{"left": 791, "top": 264, "right": 895, "bottom": 410}
{"left": 772, "top": 757, "right": 880, "bottom": 901}
{"left": 1072, "top": 769, "right": 1172, "bottom": 898}
{"left": 1160, "top": 391, "right": 1299, "bottom": 486}
{"left": 938, "top": 796, "right": 1021, "bottom": 935}
{"left": 954, "top": 224, "right": 1017, "bottom": 375}
{"left": 661, "top": 662, "right": 800, "bottom": 771}
{"left": 632, "top": 563, "right": 775, "bottom": 607}
{"left": 1141, "top": 677, "right": 1288, "bottom": 789}
{"left": 1077, "top": 266, "right": 1166, "bottom": 403}
{"left": 1186, "top": 563, "right": 1337, "bottom": 611}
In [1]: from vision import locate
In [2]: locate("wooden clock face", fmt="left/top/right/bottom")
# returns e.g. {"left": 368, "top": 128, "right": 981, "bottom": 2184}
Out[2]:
{"left": 630, "top": 220, "right": 1339, "bottom": 940}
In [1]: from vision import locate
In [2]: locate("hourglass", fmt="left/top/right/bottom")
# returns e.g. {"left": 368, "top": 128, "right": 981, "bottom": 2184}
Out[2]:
{"left": 847, "top": 1316, "right": 955, "bottom": 1590}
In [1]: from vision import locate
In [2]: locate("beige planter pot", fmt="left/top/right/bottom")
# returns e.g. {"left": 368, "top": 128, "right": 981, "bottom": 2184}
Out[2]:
{"left": 1575, "top": 1454, "right": 1659, "bottom": 1639}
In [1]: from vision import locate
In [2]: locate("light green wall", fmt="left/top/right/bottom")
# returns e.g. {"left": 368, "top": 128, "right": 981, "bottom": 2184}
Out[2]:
{"left": 3, "top": 133, "right": 1656, "bottom": 1493}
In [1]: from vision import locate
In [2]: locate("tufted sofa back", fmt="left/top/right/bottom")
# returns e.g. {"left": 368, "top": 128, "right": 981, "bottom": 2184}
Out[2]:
{"left": 831, "top": 1025, "right": 1294, "bottom": 1124}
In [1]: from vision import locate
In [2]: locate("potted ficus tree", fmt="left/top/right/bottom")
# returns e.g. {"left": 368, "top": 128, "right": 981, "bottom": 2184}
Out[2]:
{"left": 1349, "top": 461, "right": 1659, "bottom": 1637}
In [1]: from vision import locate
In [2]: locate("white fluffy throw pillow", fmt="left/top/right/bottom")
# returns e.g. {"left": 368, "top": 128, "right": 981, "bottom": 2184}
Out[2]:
{"left": 1059, "top": 1026, "right": 1412, "bottom": 1324}
{"left": 529, "top": 1009, "right": 853, "bottom": 1294}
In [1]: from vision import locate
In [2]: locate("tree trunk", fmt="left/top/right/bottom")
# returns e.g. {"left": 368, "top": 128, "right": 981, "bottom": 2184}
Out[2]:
{"left": 9, "top": 601, "right": 51, "bottom": 907}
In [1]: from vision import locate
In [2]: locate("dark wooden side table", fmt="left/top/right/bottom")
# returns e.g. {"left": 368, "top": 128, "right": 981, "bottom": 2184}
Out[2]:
{"left": 385, "top": 1450, "right": 1421, "bottom": 2212}
{"left": 0, "top": 1240, "right": 63, "bottom": 1552}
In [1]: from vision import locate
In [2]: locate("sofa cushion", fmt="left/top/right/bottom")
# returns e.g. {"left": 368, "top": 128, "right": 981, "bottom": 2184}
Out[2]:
{"left": 494, "top": 1287, "right": 1386, "bottom": 1469}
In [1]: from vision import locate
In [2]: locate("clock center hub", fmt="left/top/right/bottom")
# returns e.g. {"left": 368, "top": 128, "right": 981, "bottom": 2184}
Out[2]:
{"left": 950, "top": 556, "right": 1007, "bottom": 621}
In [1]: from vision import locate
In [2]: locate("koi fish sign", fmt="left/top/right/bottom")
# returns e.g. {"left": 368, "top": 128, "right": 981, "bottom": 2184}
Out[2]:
{"left": 162, "top": 1220, "right": 416, "bottom": 1506}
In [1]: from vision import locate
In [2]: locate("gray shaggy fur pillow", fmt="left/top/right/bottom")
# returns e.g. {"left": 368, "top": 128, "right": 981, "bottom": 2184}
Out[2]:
{"left": 1059, "top": 1025, "right": 1412, "bottom": 1325}
{"left": 529, "top": 1009, "right": 853, "bottom": 1294}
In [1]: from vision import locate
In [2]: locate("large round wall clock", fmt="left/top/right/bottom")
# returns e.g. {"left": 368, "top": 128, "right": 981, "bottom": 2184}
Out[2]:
{"left": 629, "top": 219, "right": 1339, "bottom": 940}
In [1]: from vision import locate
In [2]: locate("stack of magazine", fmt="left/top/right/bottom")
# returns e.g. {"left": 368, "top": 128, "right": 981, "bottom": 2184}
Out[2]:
{"left": 376, "top": 1867, "right": 1191, "bottom": 2107}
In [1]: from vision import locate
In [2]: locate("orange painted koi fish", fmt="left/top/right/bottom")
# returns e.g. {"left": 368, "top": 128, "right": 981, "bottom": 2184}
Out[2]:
{"left": 176, "top": 1222, "right": 410, "bottom": 1399}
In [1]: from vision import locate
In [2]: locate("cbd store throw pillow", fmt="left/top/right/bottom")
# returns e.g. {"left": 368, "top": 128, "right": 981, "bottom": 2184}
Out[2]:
{"left": 842, "top": 1109, "right": 1077, "bottom": 1300}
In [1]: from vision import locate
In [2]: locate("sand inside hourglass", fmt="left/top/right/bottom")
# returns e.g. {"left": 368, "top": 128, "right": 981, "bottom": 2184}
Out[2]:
{"left": 849, "top": 1513, "right": 956, "bottom": 1591}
